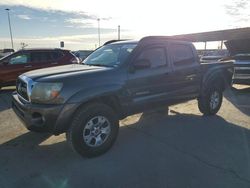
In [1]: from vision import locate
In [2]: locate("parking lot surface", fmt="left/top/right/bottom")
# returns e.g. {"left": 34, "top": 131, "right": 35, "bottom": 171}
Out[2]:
{"left": 0, "top": 85, "right": 250, "bottom": 188}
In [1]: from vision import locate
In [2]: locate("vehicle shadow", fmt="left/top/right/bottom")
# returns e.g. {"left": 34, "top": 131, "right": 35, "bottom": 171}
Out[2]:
{"left": 224, "top": 85, "right": 250, "bottom": 116}
{"left": 0, "top": 111, "right": 250, "bottom": 188}
{"left": 0, "top": 88, "right": 15, "bottom": 112}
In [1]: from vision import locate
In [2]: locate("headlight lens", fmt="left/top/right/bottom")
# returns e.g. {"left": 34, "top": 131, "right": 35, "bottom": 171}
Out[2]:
{"left": 30, "top": 82, "right": 63, "bottom": 103}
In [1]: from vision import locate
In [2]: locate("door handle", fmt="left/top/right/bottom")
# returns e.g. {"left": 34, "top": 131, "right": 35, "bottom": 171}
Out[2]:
{"left": 186, "top": 74, "right": 196, "bottom": 80}
{"left": 187, "top": 74, "right": 196, "bottom": 78}
{"left": 24, "top": 65, "right": 32, "bottom": 68}
{"left": 51, "top": 62, "right": 58, "bottom": 65}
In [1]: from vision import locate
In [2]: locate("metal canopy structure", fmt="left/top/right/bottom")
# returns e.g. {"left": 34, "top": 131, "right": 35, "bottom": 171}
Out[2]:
{"left": 171, "top": 27, "right": 250, "bottom": 42}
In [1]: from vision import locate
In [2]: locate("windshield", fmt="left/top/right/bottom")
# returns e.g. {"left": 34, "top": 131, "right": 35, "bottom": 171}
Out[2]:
{"left": 83, "top": 43, "right": 137, "bottom": 67}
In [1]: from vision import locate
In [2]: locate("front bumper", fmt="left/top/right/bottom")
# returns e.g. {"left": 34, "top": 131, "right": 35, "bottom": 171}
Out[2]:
{"left": 12, "top": 92, "right": 78, "bottom": 135}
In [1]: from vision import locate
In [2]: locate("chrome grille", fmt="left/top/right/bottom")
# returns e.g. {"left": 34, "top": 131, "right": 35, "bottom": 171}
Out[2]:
{"left": 16, "top": 78, "right": 29, "bottom": 101}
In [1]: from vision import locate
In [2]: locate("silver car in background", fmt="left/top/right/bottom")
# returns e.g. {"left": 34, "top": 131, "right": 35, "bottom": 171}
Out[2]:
{"left": 224, "top": 39, "right": 250, "bottom": 85}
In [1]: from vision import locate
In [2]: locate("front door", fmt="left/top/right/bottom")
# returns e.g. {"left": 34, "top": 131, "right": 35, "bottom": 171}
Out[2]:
{"left": 0, "top": 52, "right": 32, "bottom": 86}
{"left": 126, "top": 45, "right": 173, "bottom": 114}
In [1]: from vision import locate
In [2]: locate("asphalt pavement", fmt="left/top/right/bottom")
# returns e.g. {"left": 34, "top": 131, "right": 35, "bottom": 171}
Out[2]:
{"left": 0, "top": 85, "right": 250, "bottom": 188}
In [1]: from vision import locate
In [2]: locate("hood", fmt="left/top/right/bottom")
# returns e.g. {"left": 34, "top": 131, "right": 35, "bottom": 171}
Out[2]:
{"left": 23, "top": 64, "right": 111, "bottom": 80}
{"left": 224, "top": 38, "right": 250, "bottom": 56}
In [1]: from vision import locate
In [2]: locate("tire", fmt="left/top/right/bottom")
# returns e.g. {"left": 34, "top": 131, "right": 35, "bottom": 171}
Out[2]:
{"left": 198, "top": 83, "right": 223, "bottom": 116}
{"left": 66, "top": 103, "right": 119, "bottom": 158}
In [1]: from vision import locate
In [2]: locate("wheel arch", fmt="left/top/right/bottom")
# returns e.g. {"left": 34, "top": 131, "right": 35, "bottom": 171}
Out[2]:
{"left": 201, "top": 69, "right": 230, "bottom": 92}
{"left": 75, "top": 95, "right": 124, "bottom": 119}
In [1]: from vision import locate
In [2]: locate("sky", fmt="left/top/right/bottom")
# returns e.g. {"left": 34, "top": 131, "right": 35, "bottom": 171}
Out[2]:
{"left": 0, "top": 0, "right": 249, "bottom": 50}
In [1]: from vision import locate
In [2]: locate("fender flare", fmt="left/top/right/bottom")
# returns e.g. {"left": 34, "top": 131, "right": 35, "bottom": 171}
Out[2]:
{"left": 66, "top": 83, "right": 124, "bottom": 104}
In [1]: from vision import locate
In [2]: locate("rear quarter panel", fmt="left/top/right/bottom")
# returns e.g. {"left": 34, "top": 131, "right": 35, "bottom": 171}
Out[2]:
{"left": 200, "top": 61, "right": 233, "bottom": 88}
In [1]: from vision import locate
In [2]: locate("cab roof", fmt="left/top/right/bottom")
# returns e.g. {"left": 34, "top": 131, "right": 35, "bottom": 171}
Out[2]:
{"left": 104, "top": 36, "right": 191, "bottom": 47}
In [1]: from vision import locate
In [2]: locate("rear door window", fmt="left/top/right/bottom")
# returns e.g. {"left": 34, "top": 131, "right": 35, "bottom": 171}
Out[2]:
{"left": 31, "top": 52, "right": 48, "bottom": 63}
{"left": 171, "top": 44, "right": 195, "bottom": 67}
{"left": 31, "top": 51, "right": 62, "bottom": 63}
{"left": 137, "top": 47, "right": 167, "bottom": 68}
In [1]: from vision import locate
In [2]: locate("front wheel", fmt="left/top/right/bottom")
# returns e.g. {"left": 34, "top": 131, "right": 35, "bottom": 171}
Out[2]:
{"left": 66, "top": 103, "right": 119, "bottom": 158}
{"left": 198, "top": 86, "right": 223, "bottom": 115}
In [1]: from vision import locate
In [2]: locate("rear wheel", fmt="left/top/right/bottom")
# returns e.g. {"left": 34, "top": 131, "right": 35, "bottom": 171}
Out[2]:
{"left": 66, "top": 103, "right": 119, "bottom": 158}
{"left": 198, "top": 83, "right": 223, "bottom": 115}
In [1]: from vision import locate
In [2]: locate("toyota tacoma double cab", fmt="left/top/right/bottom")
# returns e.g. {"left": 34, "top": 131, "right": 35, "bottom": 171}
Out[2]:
{"left": 12, "top": 36, "right": 233, "bottom": 157}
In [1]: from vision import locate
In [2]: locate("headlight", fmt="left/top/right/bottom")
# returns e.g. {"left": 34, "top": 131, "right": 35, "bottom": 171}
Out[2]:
{"left": 30, "top": 82, "right": 63, "bottom": 104}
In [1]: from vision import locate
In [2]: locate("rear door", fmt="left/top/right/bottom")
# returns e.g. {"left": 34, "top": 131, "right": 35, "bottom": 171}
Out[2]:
{"left": 30, "top": 51, "right": 62, "bottom": 70}
{"left": 126, "top": 44, "right": 174, "bottom": 113}
{"left": 168, "top": 42, "right": 201, "bottom": 100}
{"left": 0, "top": 51, "right": 31, "bottom": 85}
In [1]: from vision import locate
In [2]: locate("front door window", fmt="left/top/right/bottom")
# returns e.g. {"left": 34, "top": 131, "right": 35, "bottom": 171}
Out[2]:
{"left": 9, "top": 54, "right": 29, "bottom": 65}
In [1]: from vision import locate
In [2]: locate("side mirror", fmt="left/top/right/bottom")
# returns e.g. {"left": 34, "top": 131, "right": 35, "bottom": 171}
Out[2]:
{"left": 133, "top": 59, "right": 151, "bottom": 70}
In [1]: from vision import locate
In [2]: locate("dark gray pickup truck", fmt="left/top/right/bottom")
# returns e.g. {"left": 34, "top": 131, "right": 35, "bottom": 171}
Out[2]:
{"left": 12, "top": 36, "right": 233, "bottom": 157}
